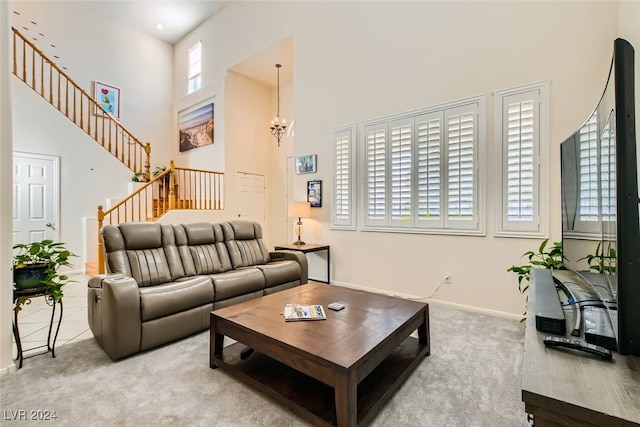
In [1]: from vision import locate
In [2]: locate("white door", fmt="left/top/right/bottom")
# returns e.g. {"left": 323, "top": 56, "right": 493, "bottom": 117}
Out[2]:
{"left": 13, "top": 153, "right": 59, "bottom": 244}
{"left": 236, "top": 172, "right": 265, "bottom": 226}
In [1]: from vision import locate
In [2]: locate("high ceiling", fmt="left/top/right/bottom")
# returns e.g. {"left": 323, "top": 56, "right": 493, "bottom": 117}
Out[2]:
{"left": 12, "top": 0, "right": 291, "bottom": 85}
{"left": 85, "top": 0, "right": 229, "bottom": 45}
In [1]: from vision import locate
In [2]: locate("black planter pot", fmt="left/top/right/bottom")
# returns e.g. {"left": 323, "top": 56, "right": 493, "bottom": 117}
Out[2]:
{"left": 13, "top": 264, "right": 48, "bottom": 290}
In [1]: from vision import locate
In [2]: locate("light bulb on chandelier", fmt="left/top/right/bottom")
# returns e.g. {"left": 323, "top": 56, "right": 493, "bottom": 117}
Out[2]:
{"left": 270, "top": 63, "right": 287, "bottom": 146}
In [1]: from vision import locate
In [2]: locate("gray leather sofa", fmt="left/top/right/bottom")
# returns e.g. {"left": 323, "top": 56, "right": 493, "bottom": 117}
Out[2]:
{"left": 88, "top": 220, "right": 308, "bottom": 360}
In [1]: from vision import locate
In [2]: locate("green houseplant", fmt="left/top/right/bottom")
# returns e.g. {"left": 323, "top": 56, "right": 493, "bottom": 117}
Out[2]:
{"left": 13, "top": 240, "right": 77, "bottom": 302}
{"left": 507, "top": 239, "right": 565, "bottom": 320}
{"left": 578, "top": 241, "right": 616, "bottom": 274}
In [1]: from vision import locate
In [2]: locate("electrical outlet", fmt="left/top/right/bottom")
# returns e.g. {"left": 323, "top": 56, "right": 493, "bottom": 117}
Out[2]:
{"left": 444, "top": 273, "right": 452, "bottom": 284}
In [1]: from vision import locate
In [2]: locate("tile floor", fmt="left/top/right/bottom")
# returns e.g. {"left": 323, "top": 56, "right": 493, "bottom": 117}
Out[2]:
{"left": 12, "top": 273, "right": 91, "bottom": 362}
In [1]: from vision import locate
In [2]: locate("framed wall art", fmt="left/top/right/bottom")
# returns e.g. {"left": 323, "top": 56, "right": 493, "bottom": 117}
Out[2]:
{"left": 296, "top": 154, "right": 317, "bottom": 174}
{"left": 307, "top": 180, "right": 322, "bottom": 207}
{"left": 94, "top": 81, "right": 120, "bottom": 119}
{"left": 178, "top": 102, "right": 214, "bottom": 152}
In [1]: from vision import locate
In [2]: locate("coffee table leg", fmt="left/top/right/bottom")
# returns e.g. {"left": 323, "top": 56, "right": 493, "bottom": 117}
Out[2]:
{"left": 210, "top": 315, "right": 224, "bottom": 369}
{"left": 335, "top": 370, "right": 357, "bottom": 426}
{"left": 418, "top": 305, "right": 430, "bottom": 355}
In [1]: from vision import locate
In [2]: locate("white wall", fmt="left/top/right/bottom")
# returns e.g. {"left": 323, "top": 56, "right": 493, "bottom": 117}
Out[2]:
{"left": 174, "top": 1, "right": 620, "bottom": 317}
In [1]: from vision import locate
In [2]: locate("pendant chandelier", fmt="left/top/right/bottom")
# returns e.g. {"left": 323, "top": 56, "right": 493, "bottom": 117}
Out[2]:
{"left": 270, "top": 63, "right": 287, "bottom": 146}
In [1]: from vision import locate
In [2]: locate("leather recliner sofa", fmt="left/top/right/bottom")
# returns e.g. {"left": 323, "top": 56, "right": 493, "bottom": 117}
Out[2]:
{"left": 88, "top": 220, "right": 308, "bottom": 360}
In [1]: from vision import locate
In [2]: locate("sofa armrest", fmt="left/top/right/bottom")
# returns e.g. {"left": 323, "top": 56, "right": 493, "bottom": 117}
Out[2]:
{"left": 269, "top": 250, "right": 308, "bottom": 284}
{"left": 88, "top": 273, "right": 124, "bottom": 289}
{"left": 88, "top": 275, "right": 142, "bottom": 360}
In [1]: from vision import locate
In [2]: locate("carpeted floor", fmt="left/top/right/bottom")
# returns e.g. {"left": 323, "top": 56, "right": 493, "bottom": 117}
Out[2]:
{"left": 1, "top": 303, "right": 529, "bottom": 426}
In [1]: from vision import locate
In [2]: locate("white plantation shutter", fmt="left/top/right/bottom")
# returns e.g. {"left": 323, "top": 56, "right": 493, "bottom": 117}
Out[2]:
{"left": 506, "top": 100, "right": 535, "bottom": 221}
{"left": 390, "top": 118, "right": 413, "bottom": 226}
{"left": 365, "top": 123, "right": 387, "bottom": 226}
{"left": 362, "top": 95, "right": 484, "bottom": 234}
{"left": 496, "top": 82, "right": 548, "bottom": 236}
{"left": 416, "top": 112, "right": 443, "bottom": 226}
{"left": 579, "top": 113, "right": 599, "bottom": 222}
{"left": 600, "top": 114, "right": 616, "bottom": 223}
{"left": 332, "top": 125, "right": 356, "bottom": 229}
{"left": 446, "top": 106, "right": 478, "bottom": 229}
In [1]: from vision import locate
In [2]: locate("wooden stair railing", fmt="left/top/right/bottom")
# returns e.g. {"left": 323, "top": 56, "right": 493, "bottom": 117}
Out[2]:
{"left": 96, "top": 161, "right": 224, "bottom": 273}
{"left": 12, "top": 27, "right": 151, "bottom": 180}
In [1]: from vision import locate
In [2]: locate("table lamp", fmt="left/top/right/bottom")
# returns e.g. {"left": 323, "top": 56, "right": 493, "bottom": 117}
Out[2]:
{"left": 288, "top": 201, "right": 311, "bottom": 245}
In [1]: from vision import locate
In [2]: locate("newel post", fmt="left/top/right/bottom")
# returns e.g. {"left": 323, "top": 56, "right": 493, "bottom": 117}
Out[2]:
{"left": 144, "top": 142, "right": 151, "bottom": 182}
{"left": 97, "top": 205, "right": 105, "bottom": 274}
{"left": 168, "top": 160, "right": 176, "bottom": 210}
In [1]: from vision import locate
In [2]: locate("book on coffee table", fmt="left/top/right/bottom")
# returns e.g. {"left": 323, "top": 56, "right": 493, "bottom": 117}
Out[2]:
{"left": 283, "top": 304, "right": 326, "bottom": 321}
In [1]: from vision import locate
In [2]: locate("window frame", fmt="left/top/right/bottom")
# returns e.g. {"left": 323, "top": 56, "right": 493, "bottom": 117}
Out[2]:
{"left": 360, "top": 95, "right": 485, "bottom": 236}
{"left": 187, "top": 41, "right": 202, "bottom": 94}
{"left": 494, "top": 81, "right": 549, "bottom": 238}
{"left": 331, "top": 124, "right": 357, "bottom": 230}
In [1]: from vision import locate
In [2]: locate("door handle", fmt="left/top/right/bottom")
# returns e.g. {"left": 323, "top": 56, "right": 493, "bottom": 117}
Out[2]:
{"left": 46, "top": 223, "right": 54, "bottom": 228}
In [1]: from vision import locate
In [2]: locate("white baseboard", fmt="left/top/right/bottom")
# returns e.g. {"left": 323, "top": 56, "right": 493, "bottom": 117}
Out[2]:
{"left": 329, "top": 280, "right": 522, "bottom": 321}
{"left": 0, "top": 362, "right": 17, "bottom": 377}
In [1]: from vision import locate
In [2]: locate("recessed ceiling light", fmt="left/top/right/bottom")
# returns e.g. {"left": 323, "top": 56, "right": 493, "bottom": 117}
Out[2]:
{"left": 155, "top": 23, "right": 164, "bottom": 30}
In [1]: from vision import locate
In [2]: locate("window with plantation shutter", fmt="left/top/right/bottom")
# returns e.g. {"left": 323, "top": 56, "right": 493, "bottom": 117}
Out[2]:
{"left": 362, "top": 95, "right": 484, "bottom": 234}
{"left": 579, "top": 113, "right": 599, "bottom": 222}
{"left": 571, "top": 111, "right": 615, "bottom": 235}
{"left": 390, "top": 118, "right": 413, "bottom": 226}
{"left": 416, "top": 113, "right": 443, "bottom": 226}
{"left": 600, "top": 112, "right": 616, "bottom": 223}
{"left": 495, "top": 82, "right": 548, "bottom": 237}
{"left": 331, "top": 125, "right": 356, "bottom": 230}
{"left": 365, "top": 123, "right": 387, "bottom": 226}
{"left": 446, "top": 108, "right": 477, "bottom": 228}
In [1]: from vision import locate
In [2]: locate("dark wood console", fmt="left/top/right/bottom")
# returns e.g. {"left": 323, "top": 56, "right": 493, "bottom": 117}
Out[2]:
{"left": 522, "top": 270, "right": 640, "bottom": 426}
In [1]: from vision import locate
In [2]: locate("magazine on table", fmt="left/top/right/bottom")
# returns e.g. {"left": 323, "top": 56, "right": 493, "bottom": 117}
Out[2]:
{"left": 283, "top": 304, "right": 326, "bottom": 321}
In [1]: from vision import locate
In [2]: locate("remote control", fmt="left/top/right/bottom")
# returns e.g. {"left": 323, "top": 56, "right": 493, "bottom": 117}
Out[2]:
{"left": 328, "top": 302, "right": 345, "bottom": 311}
{"left": 543, "top": 336, "right": 612, "bottom": 360}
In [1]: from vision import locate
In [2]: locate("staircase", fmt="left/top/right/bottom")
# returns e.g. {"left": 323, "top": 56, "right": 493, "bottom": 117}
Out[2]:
{"left": 11, "top": 27, "right": 225, "bottom": 274}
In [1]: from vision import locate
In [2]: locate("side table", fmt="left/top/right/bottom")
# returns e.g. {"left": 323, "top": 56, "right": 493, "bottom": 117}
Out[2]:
{"left": 274, "top": 244, "right": 330, "bottom": 284}
{"left": 13, "top": 287, "right": 63, "bottom": 369}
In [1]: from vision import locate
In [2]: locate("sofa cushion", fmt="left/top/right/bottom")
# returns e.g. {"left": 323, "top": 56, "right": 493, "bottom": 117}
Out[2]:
{"left": 127, "top": 248, "right": 172, "bottom": 287}
{"left": 139, "top": 276, "right": 214, "bottom": 322}
{"left": 119, "top": 222, "right": 163, "bottom": 250}
{"left": 256, "top": 260, "right": 301, "bottom": 288}
{"left": 160, "top": 224, "right": 186, "bottom": 281}
{"left": 210, "top": 268, "right": 265, "bottom": 301}
{"left": 222, "top": 221, "right": 270, "bottom": 268}
{"left": 182, "top": 223, "right": 233, "bottom": 274}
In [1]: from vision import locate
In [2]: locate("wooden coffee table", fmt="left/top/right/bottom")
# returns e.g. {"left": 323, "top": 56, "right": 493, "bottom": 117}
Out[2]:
{"left": 210, "top": 282, "right": 430, "bottom": 426}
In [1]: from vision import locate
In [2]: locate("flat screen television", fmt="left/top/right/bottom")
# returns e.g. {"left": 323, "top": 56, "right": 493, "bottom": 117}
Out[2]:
{"left": 560, "top": 38, "right": 640, "bottom": 355}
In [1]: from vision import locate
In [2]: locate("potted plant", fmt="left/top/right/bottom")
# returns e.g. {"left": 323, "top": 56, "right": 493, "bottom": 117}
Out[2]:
{"left": 578, "top": 241, "right": 616, "bottom": 274}
{"left": 13, "top": 240, "right": 77, "bottom": 302}
{"left": 507, "top": 239, "right": 565, "bottom": 320}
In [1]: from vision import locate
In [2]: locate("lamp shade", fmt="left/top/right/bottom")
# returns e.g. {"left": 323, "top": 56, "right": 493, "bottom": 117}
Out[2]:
{"left": 288, "top": 201, "right": 311, "bottom": 218}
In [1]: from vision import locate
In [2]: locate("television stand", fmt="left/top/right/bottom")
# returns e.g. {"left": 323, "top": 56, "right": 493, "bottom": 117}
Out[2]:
{"left": 522, "top": 270, "right": 640, "bottom": 427}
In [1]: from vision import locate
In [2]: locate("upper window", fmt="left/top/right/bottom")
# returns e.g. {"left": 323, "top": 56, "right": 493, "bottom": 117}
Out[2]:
{"left": 188, "top": 42, "right": 202, "bottom": 94}
{"left": 495, "top": 82, "right": 548, "bottom": 237}
{"left": 362, "top": 96, "right": 485, "bottom": 235}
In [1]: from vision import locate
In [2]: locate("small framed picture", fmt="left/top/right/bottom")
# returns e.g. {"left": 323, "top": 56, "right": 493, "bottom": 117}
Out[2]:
{"left": 296, "top": 154, "right": 317, "bottom": 174}
{"left": 307, "top": 180, "right": 322, "bottom": 207}
{"left": 94, "top": 81, "right": 120, "bottom": 119}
